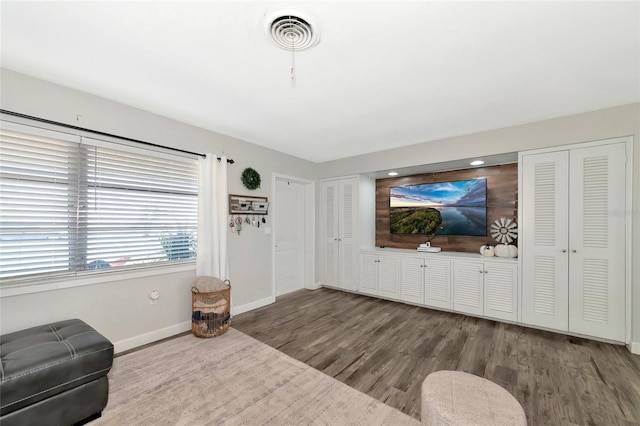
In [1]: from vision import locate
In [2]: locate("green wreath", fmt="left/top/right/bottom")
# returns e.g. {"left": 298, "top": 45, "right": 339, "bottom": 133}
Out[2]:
{"left": 241, "top": 167, "right": 261, "bottom": 190}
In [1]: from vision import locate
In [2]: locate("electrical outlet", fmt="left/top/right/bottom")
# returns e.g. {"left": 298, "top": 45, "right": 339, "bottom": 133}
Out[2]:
{"left": 149, "top": 289, "right": 160, "bottom": 306}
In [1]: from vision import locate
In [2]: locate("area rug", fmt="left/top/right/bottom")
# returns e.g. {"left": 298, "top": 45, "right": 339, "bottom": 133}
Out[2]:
{"left": 93, "top": 328, "right": 420, "bottom": 425}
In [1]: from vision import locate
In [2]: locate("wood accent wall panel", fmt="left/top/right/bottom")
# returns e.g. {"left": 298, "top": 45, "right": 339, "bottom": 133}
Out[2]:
{"left": 376, "top": 163, "right": 518, "bottom": 252}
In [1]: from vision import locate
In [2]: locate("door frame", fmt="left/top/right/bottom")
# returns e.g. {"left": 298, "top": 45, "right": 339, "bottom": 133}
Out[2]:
{"left": 271, "top": 173, "right": 316, "bottom": 299}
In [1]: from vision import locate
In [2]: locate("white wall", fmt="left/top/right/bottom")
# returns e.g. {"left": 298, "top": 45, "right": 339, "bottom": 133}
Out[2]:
{"left": 316, "top": 102, "right": 640, "bottom": 351}
{"left": 317, "top": 103, "right": 639, "bottom": 178}
{"left": 0, "top": 69, "right": 317, "bottom": 352}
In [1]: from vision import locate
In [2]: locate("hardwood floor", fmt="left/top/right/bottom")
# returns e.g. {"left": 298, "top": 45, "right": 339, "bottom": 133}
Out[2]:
{"left": 232, "top": 288, "right": 640, "bottom": 425}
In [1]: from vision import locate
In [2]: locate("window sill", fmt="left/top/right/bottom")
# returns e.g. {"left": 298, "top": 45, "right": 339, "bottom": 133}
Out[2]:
{"left": 0, "top": 263, "right": 196, "bottom": 298}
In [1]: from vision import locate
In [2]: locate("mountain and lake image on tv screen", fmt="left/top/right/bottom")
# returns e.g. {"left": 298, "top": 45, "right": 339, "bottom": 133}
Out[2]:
{"left": 389, "top": 178, "right": 487, "bottom": 236}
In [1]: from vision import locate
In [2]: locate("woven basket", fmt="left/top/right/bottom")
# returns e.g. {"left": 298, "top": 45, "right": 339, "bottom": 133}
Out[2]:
{"left": 191, "top": 279, "right": 231, "bottom": 338}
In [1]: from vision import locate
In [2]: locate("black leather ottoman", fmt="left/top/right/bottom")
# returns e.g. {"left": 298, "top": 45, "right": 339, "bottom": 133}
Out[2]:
{"left": 0, "top": 319, "right": 114, "bottom": 426}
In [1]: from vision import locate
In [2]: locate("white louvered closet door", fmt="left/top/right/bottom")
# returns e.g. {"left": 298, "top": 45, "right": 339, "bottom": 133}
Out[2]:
{"left": 320, "top": 180, "right": 340, "bottom": 288}
{"left": 521, "top": 151, "right": 570, "bottom": 330}
{"left": 338, "top": 177, "right": 358, "bottom": 291}
{"left": 568, "top": 143, "right": 626, "bottom": 341}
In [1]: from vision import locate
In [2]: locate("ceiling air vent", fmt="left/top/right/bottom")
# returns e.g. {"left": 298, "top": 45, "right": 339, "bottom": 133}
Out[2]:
{"left": 264, "top": 10, "right": 320, "bottom": 51}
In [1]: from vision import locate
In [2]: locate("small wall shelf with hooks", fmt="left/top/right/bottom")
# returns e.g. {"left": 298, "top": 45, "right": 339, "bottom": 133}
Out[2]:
{"left": 229, "top": 194, "right": 269, "bottom": 215}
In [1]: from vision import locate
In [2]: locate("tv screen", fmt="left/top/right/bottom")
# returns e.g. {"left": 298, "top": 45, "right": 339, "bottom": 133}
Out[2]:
{"left": 389, "top": 178, "right": 487, "bottom": 236}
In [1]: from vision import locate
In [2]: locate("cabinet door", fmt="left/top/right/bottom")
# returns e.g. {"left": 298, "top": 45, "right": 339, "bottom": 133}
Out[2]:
{"left": 568, "top": 143, "right": 627, "bottom": 341}
{"left": 484, "top": 263, "right": 518, "bottom": 322}
{"left": 359, "top": 253, "right": 378, "bottom": 296}
{"left": 520, "top": 151, "right": 570, "bottom": 331}
{"left": 378, "top": 254, "right": 400, "bottom": 299}
{"left": 400, "top": 257, "right": 425, "bottom": 304}
{"left": 338, "top": 177, "right": 359, "bottom": 291}
{"left": 320, "top": 180, "right": 340, "bottom": 288}
{"left": 453, "top": 261, "right": 484, "bottom": 315}
{"left": 424, "top": 259, "right": 451, "bottom": 309}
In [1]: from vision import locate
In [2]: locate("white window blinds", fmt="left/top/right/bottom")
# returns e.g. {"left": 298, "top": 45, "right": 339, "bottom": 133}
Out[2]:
{"left": 0, "top": 122, "right": 198, "bottom": 282}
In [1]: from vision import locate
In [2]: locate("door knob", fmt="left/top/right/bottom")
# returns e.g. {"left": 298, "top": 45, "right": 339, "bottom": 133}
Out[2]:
{"left": 572, "top": 249, "right": 577, "bottom": 253}
{"left": 561, "top": 249, "right": 567, "bottom": 253}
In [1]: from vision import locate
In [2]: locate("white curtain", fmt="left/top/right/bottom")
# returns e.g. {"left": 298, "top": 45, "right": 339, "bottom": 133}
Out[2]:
{"left": 196, "top": 154, "right": 229, "bottom": 279}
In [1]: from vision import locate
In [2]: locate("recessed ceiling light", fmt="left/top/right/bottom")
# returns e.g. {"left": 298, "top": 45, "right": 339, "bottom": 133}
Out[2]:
{"left": 470, "top": 160, "right": 485, "bottom": 166}
{"left": 388, "top": 171, "right": 399, "bottom": 176}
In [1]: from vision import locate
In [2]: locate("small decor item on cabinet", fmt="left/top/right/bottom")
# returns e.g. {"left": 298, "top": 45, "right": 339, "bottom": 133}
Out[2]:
{"left": 192, "top": 277, "right": 231, "bottom": 338}
{"left": 495, "top": 243, "right": 518, "bottom": 258}
{"left": 480, "top": 243, "right": 495, "bottom": 257}
{"left": 490, "top": 217, "right": 518, "bottom": 244}
{"left": 241, "top": 167, "right": 261, "bottom": 190}
{"left": 417, "top": 241, "right": 441, "bottom": 253}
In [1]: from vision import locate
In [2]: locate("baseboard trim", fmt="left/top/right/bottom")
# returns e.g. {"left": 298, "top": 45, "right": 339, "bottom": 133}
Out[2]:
{"left": 308, "top": 281, "right": 322, "bottom": 290}
{"left": 113, "top": 321, "right": 191, "bottom": 354}
{"left": 232, "top": 296, "right": 275, "bottom": 316}
{"left": 629, "top": 341, "right": 640, "bottom": 355}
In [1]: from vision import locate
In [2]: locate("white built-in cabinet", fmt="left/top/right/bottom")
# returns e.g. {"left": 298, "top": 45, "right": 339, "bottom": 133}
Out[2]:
{"left": 452, "top": 261, "right": 518, "bottom": 321}
{"left": 483, "top": 263, "right": 519, "bottom": 322}
{"left": 320, "top": 138, "right": 631, "bottom": 345}
{"left": 520, "top": 139, "right": 630, "bottom": 342}
{"left": 452, "top": 261, "right": 485, "bottom": 316}
{"left": 360, "top": 250, "right": 518, "bottom": 322}
{"left": 319, "top": 177, "right": 359, "bottom": 291}
{"left": 401, "top": 257, "right": 451, "bottom": 309}
{"left": 359, "top": 252, "right": 400, "bottom": 298}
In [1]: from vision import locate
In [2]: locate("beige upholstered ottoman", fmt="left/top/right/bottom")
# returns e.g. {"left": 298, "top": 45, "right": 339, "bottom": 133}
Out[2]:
{"left": 422, "top": 370, "right": 527, "bottom": 426}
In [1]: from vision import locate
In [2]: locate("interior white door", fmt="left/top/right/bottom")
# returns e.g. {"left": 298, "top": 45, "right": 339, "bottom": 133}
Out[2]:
{"left": 338, "top": 177, "right": 358, "bottom": 290}
{"left": 568, "top": 143, "right": 627, "bottom": 341}
{"left": 320, "top": 180, "right": 340, "bottom": 287}
{"left": 275, "top": 178, "right": 305, "bottom": 296}
{"left": 521, "top": 150, "right": 570, "bottom": 330}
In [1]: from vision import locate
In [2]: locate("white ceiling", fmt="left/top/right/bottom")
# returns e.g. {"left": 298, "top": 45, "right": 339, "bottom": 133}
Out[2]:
{"left": 1, "top": 1, "right": 639, "bottom": 163}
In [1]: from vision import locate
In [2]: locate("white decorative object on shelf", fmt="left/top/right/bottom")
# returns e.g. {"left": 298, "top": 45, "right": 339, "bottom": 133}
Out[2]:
{"left": 482, "top": 246, "right": 495, "bottom": 257}
{"left": 418, "top": 241, "right": 441, "bottom": 253}
{"left": 479, "top": 243, "right": 494, "bottom": 256}
{"left": 495, "top": 243, "right": 518, "bottom": 258}
{"left": 491, "top": 217, "right": 518, "bottom": 244}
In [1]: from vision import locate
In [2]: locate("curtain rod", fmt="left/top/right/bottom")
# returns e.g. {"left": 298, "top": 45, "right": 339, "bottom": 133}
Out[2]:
{"left": 0, "top": 109, "right": 234, "bottom": 164}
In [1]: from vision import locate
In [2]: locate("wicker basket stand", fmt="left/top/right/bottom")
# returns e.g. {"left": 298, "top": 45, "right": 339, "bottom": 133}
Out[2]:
{"left": 191, "top": 277, "right": 231, "bottom": 338}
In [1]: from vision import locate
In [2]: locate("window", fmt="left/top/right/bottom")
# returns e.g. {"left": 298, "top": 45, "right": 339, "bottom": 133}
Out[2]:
{"left": 0, "top": 121, "right": 198, "bottom": 283}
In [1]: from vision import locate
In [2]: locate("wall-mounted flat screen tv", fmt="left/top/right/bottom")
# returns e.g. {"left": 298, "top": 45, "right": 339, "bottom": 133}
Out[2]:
{"left": 389, "top": 178, "right": 487, "bottom": 236}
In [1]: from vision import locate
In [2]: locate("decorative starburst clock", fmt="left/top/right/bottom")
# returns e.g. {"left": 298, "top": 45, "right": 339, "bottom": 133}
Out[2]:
{"left": 490, "top": 217, "right": 518, "bottom": 244}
